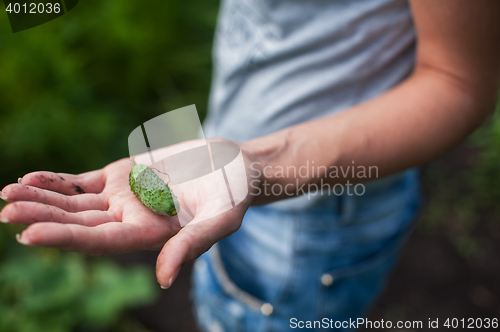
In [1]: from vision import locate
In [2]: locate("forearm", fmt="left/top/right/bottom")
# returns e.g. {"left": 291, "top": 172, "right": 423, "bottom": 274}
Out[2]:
{"left": 243, "top": 66, "right": 499, "bottom": 205}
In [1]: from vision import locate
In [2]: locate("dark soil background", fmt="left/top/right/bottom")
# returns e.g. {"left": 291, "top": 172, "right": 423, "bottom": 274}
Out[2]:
{"left": 113, "top": 143, "right": 500, "bottom": 332}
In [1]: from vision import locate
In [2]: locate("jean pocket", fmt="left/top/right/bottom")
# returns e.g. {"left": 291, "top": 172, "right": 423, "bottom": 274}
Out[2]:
{"left": 209, "top": 244, "right": 276, "bottom": 316}
{"left": 315, "top": 233, "right": 406, "bottom": 320}
{"left": 192, "top": 254, "right": 259, "bottom": 332}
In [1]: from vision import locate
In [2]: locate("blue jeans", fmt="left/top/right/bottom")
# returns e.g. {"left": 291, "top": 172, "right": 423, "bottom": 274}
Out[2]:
{"left": 192, "top": 169, "right": 421, "bottom": 331}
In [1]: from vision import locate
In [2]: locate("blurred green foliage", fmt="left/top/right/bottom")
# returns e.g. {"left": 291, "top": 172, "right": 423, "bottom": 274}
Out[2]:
{"left": 0, "top": 0, "right": 219, "bottom": 331}
{"left": 0, "top": 220, "right": 159, "bottom": 332}
{"left": 471, "top": 108, "right": 500, "bottom": 207}
{"left": 0, "top": 0, "right": 217, "bottom": 178}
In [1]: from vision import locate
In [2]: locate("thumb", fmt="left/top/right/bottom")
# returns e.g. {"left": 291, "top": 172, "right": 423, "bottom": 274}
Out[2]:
{"left": 155, "top": 210, "right": 242, "bottom": 289}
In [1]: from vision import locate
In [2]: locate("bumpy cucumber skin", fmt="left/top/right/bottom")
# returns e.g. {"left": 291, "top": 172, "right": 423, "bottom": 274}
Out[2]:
{"left": 129, "top": 164, "right": 178, "bottom": 217}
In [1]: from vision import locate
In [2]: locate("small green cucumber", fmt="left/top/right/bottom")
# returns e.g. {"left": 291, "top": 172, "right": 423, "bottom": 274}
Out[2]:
{"left": 129, "top": 164, "right": 178, "bottom": 217}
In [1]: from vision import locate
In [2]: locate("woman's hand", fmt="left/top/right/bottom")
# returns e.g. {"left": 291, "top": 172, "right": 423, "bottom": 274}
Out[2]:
{"left": 0, "top": 142, "right": 259, "bottom": 288}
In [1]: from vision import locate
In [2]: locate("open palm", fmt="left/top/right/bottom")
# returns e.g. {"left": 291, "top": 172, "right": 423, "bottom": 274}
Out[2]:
{"left": 0, "top": 146, "right": 255, "bottom": 287}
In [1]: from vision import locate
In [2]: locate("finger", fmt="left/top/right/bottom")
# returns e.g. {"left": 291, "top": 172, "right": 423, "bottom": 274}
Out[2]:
{"left": 155, "top": 209, "right": 242, "bottom": 289}
{"left": 16, "top": 220, "right": 176, "bottom": 256}
{"left": 18, "top": 170, "right": 105, "bottom": 195}
{"left": 1, "top": 201, "right": 114, "bottom": 226}
{"left": 0, "top": 184, "right": 108, "bottom": 212}
{"left": 16, "top": 222, "right": 111, "bottom": 256}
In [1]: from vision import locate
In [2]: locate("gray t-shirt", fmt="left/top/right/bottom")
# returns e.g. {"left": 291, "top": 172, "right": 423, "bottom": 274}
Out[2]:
{"left": 203, "top": 0, "right": 416, "bottom": 209}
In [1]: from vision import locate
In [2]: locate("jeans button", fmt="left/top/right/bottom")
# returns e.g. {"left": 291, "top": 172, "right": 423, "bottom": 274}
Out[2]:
{"left": 261, "top": 303, "right": 273, "bottom": 316}
{"left": 321, "top": 273, "right": 335, "bottom": 287}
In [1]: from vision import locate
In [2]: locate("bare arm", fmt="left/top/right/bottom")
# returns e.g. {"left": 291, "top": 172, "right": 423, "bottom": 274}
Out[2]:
{"left": 244, "top": 0, "right": 500, "bottom": 205}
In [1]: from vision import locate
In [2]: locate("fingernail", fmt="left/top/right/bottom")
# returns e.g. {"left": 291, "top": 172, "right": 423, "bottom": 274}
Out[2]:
{"left": 160, "top": 276, "right": 174, "bottom": 289}
{"left": 16, "top": 233, "right": 31, "bottom": 246}
{"left": 0, "top": 215, "right": 9, "bottom": 223}
{"left": 18, "top": 177, "right": 23, "bottom": 184}
{"left": 160, "top": 267, "right": 181, "bottom": 289}
{"left": 0, "top": 195, "right": 8, "bottom": 201}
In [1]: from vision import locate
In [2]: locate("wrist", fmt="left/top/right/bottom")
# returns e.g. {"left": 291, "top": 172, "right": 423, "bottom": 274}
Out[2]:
{"left": 240, "top": 129, "right": 293, "bottom": 204}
